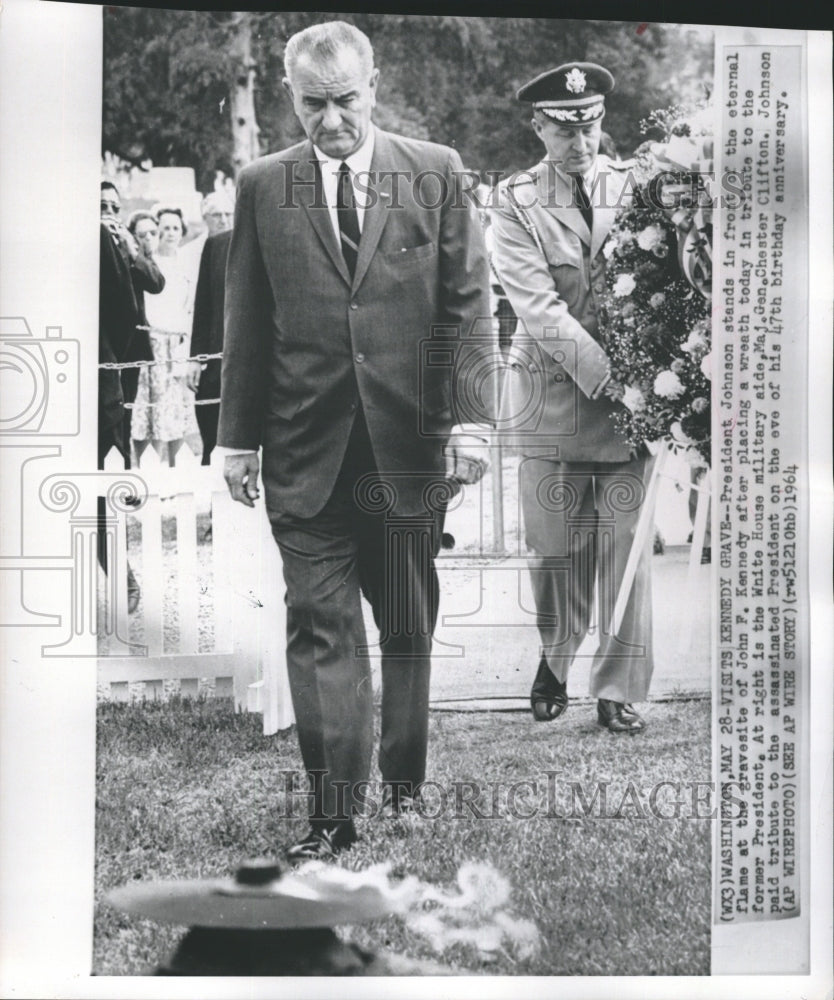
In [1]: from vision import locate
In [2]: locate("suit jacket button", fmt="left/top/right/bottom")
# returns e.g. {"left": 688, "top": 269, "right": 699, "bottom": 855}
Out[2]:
{"left": 355, "top": 353, "right": 365, "bottom": 364}
{"left": 349, "top": 302, "right": 359, "bottom": 310}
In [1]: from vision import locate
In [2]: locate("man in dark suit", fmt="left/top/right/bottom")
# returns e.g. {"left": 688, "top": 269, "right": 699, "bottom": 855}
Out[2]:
{"left": 186, "top": 226, "right": 233, "bottom": 465}
{"left": 218, "top": 21, "right": 490, "bottom": 859}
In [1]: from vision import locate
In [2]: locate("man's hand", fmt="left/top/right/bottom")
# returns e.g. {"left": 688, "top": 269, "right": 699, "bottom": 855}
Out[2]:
{"left": 444, "top": 429, "right": 490, "bottom": 486}
{"left": 224, "top": 453, "right": 261, "bottom": 507}
{"left": 184, "top": 361, "right": 202, "bottom": 393}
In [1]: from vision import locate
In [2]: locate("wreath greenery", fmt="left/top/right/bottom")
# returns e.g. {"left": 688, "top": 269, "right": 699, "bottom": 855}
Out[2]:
{"left": 599, "top": 107, "right": 713, "bottom": 467}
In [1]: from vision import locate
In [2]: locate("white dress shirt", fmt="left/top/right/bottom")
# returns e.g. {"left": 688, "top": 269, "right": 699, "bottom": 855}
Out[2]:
{"left": 312, "top": 129, "right": 376, "bottom": 241}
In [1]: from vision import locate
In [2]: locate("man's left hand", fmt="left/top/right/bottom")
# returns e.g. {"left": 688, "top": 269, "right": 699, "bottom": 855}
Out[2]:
{"left": 444, "top": 427, "right": 490, "bottom": 485}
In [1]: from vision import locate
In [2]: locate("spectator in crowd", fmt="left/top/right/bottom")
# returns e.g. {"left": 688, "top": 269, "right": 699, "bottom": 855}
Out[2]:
{"left": 99, "top": 182, "right": 161, "bottom": 610}
{"left": 122, "top": 209, "right": 165, "bottom": 451}
{"left": 179, "top": 190, "right": 236, "bottom": 276}
{"left": 185, "top": 214, "right": 233, "bottom": 465}
{"left": 130, "top": 206, "right": 202, "bottom": 467}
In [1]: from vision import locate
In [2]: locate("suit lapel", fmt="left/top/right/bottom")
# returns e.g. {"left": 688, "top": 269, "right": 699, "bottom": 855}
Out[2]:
{"left": 295, "top": 146, "right": 352, "bottom": 286}
{"left": 351, "top": 127, "right": 393, "bottom": 293}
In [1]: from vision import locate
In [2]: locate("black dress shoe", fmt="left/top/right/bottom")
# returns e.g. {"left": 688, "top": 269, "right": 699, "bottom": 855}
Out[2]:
{"left": 285, "top": 821, "right": 357, "bottom": 864}
{"left": 530, "top": 656, "right": 568, "bottom": 722}
{"left": 597, "top": 699, "right": 645, "bottom": 734}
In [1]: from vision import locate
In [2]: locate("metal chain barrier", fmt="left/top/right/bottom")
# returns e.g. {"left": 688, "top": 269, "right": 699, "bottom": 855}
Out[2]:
{"left": 99, "top": 353, "right": 223, "bottom": 371}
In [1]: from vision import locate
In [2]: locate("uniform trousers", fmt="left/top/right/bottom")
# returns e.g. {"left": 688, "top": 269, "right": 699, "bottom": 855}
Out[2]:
{"left": 520, "top": 452, "right": 655, "bottom": 703}
{"left": 268, "top": 411, "right": 445, "bottom": 823}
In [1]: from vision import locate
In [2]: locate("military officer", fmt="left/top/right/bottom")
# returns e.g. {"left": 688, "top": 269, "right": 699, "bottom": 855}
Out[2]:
{"left": 491, "top": 62, "right": 654, "bottom": 734}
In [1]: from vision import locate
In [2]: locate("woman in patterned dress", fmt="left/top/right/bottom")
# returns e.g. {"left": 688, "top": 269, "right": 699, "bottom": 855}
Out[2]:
{"left": 130, "top": 206, "right": 202, "bottom": 466}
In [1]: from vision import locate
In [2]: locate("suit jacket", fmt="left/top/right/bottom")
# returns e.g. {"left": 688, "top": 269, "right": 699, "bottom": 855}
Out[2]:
{"left": 190, "top": 229, "right": 232, "bottom": 401}
{"left": 218, "top": 126, "right": 491, "bottom": 517}
{"left": 98, "top": 224, "right": 159, "bottom": 436}
{"left": 491, "top": 155, "right": 636, "bottom": 463}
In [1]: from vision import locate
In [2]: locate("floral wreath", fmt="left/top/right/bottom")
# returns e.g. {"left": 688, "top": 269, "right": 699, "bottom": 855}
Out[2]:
{"left": 600, "top": 104, "right": 714, "bottom": 467}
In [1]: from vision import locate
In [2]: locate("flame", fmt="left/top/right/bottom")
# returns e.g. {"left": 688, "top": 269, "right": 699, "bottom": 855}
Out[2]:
{"left": 295, "top": 859, "right": 540, "bottom": 960}
{"left": 408, "top": 862, "right": 539, "bottom": 960}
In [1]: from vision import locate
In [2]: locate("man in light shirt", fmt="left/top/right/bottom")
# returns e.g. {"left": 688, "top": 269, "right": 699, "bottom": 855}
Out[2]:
{"left": 491, "top": 63, "right": 656, "bottom": 735}
{"left": 218, "top": 21, "right": 490, "bottom": 859}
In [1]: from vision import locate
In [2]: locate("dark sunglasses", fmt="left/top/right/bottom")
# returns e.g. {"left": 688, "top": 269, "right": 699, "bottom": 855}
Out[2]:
{"left": 101, "top": 200, "right": 121, "bottom": 214}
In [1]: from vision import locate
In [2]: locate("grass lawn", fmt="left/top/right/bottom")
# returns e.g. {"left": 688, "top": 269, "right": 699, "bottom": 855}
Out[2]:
{"left": 94, "top": 697, "right": 711, "bottom": 976}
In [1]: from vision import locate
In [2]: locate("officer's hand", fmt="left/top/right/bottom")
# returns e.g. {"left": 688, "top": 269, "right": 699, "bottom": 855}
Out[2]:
{"left": 224, "top": 453, "right": 260, "bottom": 508}
{"left": 184, "top": 361, "right": 202, "bottom": 392}
{"left": 445, "top": 431, "right": 490, "bottom": 486}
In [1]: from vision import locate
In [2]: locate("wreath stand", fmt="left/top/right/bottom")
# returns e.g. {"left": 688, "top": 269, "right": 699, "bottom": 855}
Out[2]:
{"left": 572, "top": 443, "right": 711, "bottom": 664}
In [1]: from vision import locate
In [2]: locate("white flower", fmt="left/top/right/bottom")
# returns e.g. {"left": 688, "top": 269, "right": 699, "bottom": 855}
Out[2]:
{"left": 685, "top": 447, "right": 709, "bottom": 469}
{"left": 637, "top": 224, "right": 666, "bottom": 252}
{"left": 602, "top": 238, "right": 619, "bottom": 260}
{"left": 670, "top": 420, "right": 694, "bottom": 445}
{"left": 649, "top": 292, "right": 666, "bottom": 309}
{"left": 685, "top": 106, "right": 715, "bottom": 136}
{"left": 699, "top": 351, "right": 713, "bottom": 381}
{"left": 654, "top": 370, "right": 685, "bottom": 398}
{"left": 622, "top": 385, "right": 646, "bottom": 412}
{"left": 613, "top": 274, "right": 636, "bottom": 297}
{"left": 681, "top": 330, "right": 708, "bottom": 355}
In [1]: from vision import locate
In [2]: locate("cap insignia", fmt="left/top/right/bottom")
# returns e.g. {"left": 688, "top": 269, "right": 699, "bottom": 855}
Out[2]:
{"left": 565, "top": 68, "right": 587, "bottom": 93}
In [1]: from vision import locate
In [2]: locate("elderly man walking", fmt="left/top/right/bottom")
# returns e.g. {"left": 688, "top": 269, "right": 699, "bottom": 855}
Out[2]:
{"left": 219, "top": 21, "right": 490, "bottom": 858}
{"left": 491, "top": 63, "right": 655, "bottom": 735}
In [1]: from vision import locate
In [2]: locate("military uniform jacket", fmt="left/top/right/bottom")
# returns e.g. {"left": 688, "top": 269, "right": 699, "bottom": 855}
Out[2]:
{"left": 491, "top": 154, "right": 636, "bottom": 463}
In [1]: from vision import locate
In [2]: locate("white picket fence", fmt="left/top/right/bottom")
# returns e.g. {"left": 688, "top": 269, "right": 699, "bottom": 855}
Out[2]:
{"left": 97, "top": 444, "right": 294, "bottom": 735}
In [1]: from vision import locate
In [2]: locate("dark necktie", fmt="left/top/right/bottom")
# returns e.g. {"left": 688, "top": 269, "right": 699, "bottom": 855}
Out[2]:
{"left": 336, "top": 161, "right": 360, "bottom": 278}
{"left": 571, "top": 172, "right": 594, "bottom": 232}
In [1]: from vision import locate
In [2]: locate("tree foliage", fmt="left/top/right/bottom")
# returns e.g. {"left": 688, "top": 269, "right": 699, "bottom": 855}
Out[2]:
{"left": 103, "top": 9, "right": 712, "bottom": 189}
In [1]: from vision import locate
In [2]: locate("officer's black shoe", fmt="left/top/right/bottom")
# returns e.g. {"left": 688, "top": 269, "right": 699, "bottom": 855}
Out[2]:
{"left": 597, "top": 699, "right": 645, "bottom": 734}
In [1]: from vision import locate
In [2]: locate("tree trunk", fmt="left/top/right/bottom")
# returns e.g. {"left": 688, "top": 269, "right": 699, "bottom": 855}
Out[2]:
{"left": 229, "top": 13, "right": 260, "bottom": 175}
